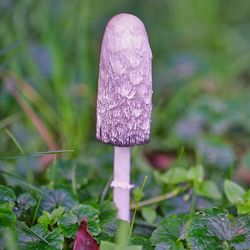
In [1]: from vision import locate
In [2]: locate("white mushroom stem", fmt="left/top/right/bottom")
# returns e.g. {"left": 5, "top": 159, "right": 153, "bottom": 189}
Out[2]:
{"left": 111, "top": 146, "right": 132, "bottom": 222}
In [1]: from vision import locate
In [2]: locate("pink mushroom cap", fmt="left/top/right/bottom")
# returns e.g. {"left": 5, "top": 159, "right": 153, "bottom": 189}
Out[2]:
{"left": 96, "top": 13, "right": 153, "bottom": 147}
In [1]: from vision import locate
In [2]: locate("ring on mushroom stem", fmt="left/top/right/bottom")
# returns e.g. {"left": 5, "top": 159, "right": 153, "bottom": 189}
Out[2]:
{"left": 111, "top": 181, "right": 135, "bottom": 190}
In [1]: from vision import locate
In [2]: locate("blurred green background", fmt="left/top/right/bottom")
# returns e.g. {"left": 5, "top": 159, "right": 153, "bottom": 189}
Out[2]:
{"left": 1, "top": 0, "right": 250, "bottom": 185}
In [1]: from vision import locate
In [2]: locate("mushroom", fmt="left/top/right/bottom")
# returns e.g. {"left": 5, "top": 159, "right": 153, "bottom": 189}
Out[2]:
{"left": 96, "top": 13, "right": 152, "bottom": 222}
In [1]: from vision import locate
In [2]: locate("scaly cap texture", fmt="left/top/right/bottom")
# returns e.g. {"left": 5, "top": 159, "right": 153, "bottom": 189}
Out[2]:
{"left": 96, "top": 13, "right": 153, "bottom": 146}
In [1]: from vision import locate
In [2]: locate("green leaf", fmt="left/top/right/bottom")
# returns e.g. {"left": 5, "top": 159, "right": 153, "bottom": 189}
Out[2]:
{"left": 38, "top": 211, "right": 52, "bottom": 227}
{"left": 18, "top": 224, "right": 64, "bottom": 250}
{"left": 58, "top": 212, "right": 78, "bottom": 238}
{"left": 243, "top": 190, "right": 250, "bottom": 202}
{"left": 100, "top": 201, "right": 117, "bottom": 225}
{"left": 99, "top": 201, "right": 118, "bottom": 241}
{"left": 187, "top": 164, "right": 204, "bottom": 183}
{"left": 162, "top": 167, "right": 188, "bottom": 184}
{"left": 236, "top": 203, "right": 250, "bottom": 215}
{"left": 38, "top": 207, "right": 64, "bottom": 227}
{"left": 71, "top": 204, "right": 101, "bottom": 236}
{"left": 155, "top": 242, "right": 184, "bottom": 250}
{"left": 130, "top": 236, "right": 153, "bottom": 250}
{"left": 151, "top": 214, "right": 188, "bottom": 249}
{"left": 187, "top": 208, "right": 250, "bottom": 250}
{"left": 0, "top": 185, "right": 16, "bottom": 204}
{"left": 237, "top": 190, "right": 250, "bottom": 214}
{"left": 0, "top": 202, "right": 16, "bottom": 228}
{"left": 99, "top": 218, "right": 119, "bottom": 242}
{"left": 141, "top": 207, "right": 157, "bottom": 224}
{"left": 196, "top": 180, "right": 222, "bottom": 200}
{"left": 50, "top": 207, "right": 64, "bottom": 224}
{"left": 100, "top": 241, "right": 142, "bottom": 250}
{"left": 17, "top": 193, "right": 36, "bottom": 211}
{"left": 40, "top": 189, "right": 76, "bottom": 212}
{"left": 224, "top": 180, "right": 246, "bottom": 204}
{"left": 187, "top": 208, "right": 229, "bottom": 250}
{"left": 230, "top": 215, "right": 250, "bottom": 250}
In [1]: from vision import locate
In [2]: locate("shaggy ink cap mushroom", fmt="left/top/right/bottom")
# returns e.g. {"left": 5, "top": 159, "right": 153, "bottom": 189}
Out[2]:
{"left": 96, "top": 13, "right": 153, "bottom": 147}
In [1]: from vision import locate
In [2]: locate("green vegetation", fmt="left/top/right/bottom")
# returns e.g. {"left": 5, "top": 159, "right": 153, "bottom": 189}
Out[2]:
{"left": 1, "top": 1, "right": 250, "bottom": 249}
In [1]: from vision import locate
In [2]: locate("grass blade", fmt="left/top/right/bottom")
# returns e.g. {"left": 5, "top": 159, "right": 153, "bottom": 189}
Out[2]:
{"left": 17, "top": 221, "right": 51, "bottom": 245}
{"left": 0, "top": 149, "right": 74, "bottom": 160}
{"left": 0, "top": 114, "right": 19, "bottom": 130}
{"left": 5, "top": 128, "right": 24, "bottom": 154}
{"left": 0, "top": 170, "right": 43, "bottom": 194}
